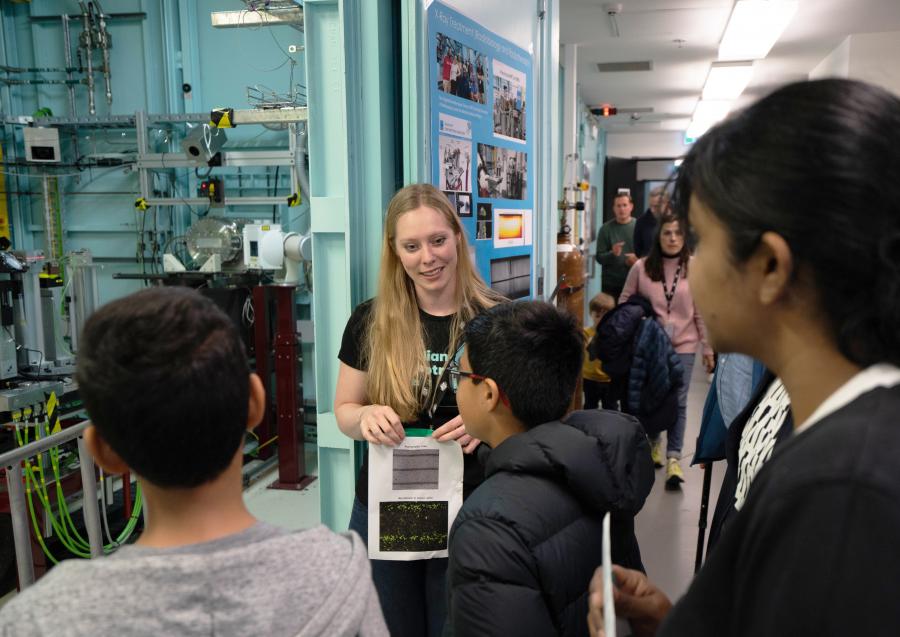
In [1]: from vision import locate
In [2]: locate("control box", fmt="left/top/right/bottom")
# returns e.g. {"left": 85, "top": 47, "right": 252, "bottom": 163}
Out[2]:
{"left": 24, "top": 127, "right": 61, "bottom": 163}
{"left": 243, "top": 223, "right": 284, "bottom": 270}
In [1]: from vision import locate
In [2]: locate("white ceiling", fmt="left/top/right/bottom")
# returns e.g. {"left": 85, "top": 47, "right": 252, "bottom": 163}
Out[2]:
{"left": 561, "top": 0, "right": 900, "bottom": 136}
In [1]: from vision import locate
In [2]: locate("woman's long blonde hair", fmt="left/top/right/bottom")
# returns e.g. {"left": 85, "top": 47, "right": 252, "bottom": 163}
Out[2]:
{"left": 365, "top": 184, "right": 503, "bottom": 422}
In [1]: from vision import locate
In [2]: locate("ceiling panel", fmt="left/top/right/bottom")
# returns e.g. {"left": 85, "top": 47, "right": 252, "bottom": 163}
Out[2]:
{"left": 561, "top": 0, "right": 900, "bottom": 140}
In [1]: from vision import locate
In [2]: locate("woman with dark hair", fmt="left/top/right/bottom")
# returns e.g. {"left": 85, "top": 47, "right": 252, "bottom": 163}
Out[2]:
{"left": 588, "top": 78, "right": 900, "bottom": 636}
{"left": 620, "top": 214, "right": 714, "bottom": 488}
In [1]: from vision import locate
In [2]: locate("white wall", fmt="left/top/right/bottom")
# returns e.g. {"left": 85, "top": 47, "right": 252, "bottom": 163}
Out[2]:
{"left": 809, "top": 36, "right": 851, "bottom": 80}
{"left": 847, "top": 31, "right": 900, "bottom": 97}
{"left": 439, "top": 0, "right": 536, "bottom": 51}
{"left": 605, "top": 131, "right": 689, "bottom": 159}
{"left": 810, "top": 31, "right": 900, "bottom": 97}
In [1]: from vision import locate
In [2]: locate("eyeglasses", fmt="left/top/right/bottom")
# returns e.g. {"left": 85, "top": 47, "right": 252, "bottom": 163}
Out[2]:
{"left": 448, "top": 364, "right": 487, "bottom": 392}
{"left": 448, "top": 362, "right": 511, "bottom": 407}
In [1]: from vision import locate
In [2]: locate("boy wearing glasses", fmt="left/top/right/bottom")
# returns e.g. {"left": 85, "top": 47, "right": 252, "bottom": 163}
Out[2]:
{"left": 445, "top": 301, "right": 654, "bottom": 637}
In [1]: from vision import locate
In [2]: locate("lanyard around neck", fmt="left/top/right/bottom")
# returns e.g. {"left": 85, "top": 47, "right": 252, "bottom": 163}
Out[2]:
{"left": 662, "top": 262, "right": 682, "bottom": 316}
{"left": 419, "top": 339, "right": 465, "bottom": 423}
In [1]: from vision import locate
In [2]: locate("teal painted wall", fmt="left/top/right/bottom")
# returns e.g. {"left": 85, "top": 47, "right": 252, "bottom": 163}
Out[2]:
{"left": 0, "top": 1, "right": 310, "bottom": 304}
{"left": 577, "top": 96, "right": 606, "bottom": 323}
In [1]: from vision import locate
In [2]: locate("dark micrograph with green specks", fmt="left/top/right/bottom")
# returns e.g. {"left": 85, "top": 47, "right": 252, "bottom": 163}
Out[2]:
{"left": 379, "top": 501, "right": 449, "bottom": 551}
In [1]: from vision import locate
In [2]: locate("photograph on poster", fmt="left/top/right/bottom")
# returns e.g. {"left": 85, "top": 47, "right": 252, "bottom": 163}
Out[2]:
{"left": 440, "top": 136, "right": 472, "bottom": 193}
{"left": 442, "top": 190, "right": 459, "bottom": 210}
{"left": 456, "top": 192, "right": 472, "bottom": 217}
{"left": 490, "top": 254, "right": 531, "bottom": 299}
{"left": 476, "top": 221, "right": 493, "bottom": 240}
{"left": 477, "top": 143, "right": 527, "bottom": 200}
{"left": 436, "top": 32, "right": 487, "bottom": 105}
{"left": 492, "top": 60, "right": 526, "bottom": 142}
{"left": 477, "top": 202, "right": 492, "bottom": 220}
{"left": 493, "top": 208, "right": 532, "bottom": 249}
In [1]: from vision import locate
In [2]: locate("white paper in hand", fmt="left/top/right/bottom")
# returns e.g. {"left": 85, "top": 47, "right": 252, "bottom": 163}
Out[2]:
{"left": 602, "top": 511, "right": 617, "bottom": 637}
{"left": 368, "top": 434, "right": 464, "bottom": 560}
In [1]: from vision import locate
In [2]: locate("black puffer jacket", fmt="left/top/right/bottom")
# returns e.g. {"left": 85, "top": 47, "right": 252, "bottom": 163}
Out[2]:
{"left": 446, "top": 409, "right": 654, "bottom": 637}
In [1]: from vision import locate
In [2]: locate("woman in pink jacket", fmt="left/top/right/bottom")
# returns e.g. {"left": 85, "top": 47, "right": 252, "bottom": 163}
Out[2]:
{"left": 620, "top": 213, "right": 715, "bottom": 488}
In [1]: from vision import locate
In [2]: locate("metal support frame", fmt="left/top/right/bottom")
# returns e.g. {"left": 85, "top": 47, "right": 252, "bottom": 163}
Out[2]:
{"left": 252, "top": 286, "right": 276, "bottom": 460}
{"left": 76, "top": 436, "right": 103, "bottom": 558}
{"left": 130, "top": 109, "right": 305, "bottom": 209}
{"left": 4, "top": 110, "right": 305, "bottom": 129}
{"left": 228, "top": 108, "right": 308, "bottom": 125}
{"left": 20, "top": 263, "right": 45, "bottom": 366}
{"left": 252, "top": 285, "right": 315, "bottom": 491}
{"left": 272, "top": 285, "right": 313, "bottom": 489}
{"left": 65, "top": 253, "right": 101, "bottom": 354}
{"left": 136, "top": 150, "right": 296, "bottom": 169}
{"left": 211, "top": 8, "right": 304, "bottom": 30}
{"left": 5, "top": 462, "right": 34, "bottom": 588}
{"left": 535, "top": 0, "right": 561, "bottom": 299}
{"left": 0, "top": 420, "right": 101, "bottom": 590}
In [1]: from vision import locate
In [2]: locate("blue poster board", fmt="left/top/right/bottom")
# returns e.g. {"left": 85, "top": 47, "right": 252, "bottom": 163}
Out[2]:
{"left": 427, "top": 2, "right": 534, "bottom": 299}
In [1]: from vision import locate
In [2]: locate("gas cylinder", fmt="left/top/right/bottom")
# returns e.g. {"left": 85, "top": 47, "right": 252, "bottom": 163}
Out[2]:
{"left": 556, "top": 231, "right": 585, "bottom": 410}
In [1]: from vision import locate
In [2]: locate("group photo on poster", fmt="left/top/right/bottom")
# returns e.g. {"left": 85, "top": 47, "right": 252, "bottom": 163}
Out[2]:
{"left": 492, "top": 60, "right": 527, "bottom": 142}
{"left": 439, "top": 135, "right": 472, "bottom": 193}
{"left": 477, "top": 143, "right": 527, "bottom": 200}
{"left": 436, "top": 32, "right": 487, "bottom": 105}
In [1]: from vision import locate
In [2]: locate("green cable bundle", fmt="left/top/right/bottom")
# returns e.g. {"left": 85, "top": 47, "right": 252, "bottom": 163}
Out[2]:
{"left": 15, "top": 421, "right": 143, "bottom": 564}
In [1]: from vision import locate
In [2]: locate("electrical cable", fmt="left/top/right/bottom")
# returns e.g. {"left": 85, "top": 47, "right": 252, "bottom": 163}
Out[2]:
{"left": 242, "top": 294, "right": 255, "bottom": 326}
{"left": 14, "top": 417, "right": 144, "bottom": 561}
{"left": 256, "top": 436, "right": 278, "bottom": 453}
{"left": 17, "top": 346, "right": 44, "bottom": 377}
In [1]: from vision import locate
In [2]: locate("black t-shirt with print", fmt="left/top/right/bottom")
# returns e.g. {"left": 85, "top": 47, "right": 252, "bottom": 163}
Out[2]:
{"left": 338, "top": 299, "right": 485, "bottom": 506}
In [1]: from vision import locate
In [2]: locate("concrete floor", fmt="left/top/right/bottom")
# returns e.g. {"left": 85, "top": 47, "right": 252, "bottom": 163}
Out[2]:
{"left": 243, "top": 447, "right": 321, "bottom": 530}
{"left": 633, "top": 353, "right": 720, "bottom": 601}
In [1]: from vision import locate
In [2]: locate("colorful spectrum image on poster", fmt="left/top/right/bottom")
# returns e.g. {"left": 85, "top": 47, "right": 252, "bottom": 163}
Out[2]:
{"left": 497, "top": 213, "right": 523, "bottom": 240}
{"left": 493, "top": 208, "right": 531, "bottom": 249}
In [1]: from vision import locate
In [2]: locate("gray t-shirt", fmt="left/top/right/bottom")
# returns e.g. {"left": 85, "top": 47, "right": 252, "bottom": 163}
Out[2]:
{"left": 0, "top": 523, "right": 387, "bottom": 637}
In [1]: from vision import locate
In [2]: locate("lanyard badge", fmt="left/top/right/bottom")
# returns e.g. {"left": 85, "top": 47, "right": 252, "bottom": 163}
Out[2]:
{"left": 418, "top": 342, "right": 465, "bottom": 425}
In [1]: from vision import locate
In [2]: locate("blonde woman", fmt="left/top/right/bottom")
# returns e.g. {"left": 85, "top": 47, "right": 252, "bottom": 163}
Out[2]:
{"left": 334, "top": 184, "right": 502, "bottom": 637}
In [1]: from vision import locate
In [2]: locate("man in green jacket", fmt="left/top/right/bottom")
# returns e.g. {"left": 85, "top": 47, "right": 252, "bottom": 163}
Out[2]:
{"left": 595, "top": 192, "right": 637, "bottom": 299}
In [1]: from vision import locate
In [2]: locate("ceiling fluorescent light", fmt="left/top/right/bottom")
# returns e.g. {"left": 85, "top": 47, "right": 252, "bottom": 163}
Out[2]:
{"left": 685, "top": 119, "right": 713, "bottom": 141}
{"left": 702, "top": 61, "right": 754, "bottom": 100}
{"left": 693, "top": 99, "right": 732, "bottom": 124}
{"left": 718, "top": 0, "right": 799, "bottom": 61}
{"left": 686, "top": 99, "right": 733, "bottom": 141}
